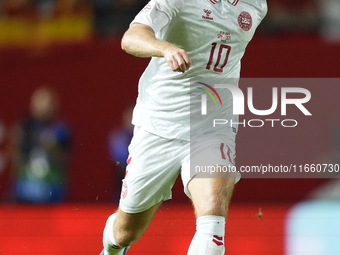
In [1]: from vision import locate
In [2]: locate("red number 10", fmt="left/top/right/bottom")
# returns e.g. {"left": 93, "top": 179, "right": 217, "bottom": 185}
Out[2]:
{"left": 206, "top": 43, "right": 231, "bottom": 73}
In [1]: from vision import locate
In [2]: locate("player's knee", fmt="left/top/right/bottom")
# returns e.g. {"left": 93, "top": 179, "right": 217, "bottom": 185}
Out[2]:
{"left": 194, "top": 191, "right": 229, "bottom": 217}
{"left": 196, "top": 195, "right": 230, "bottom": 217}
{"left": 114, "top": 230, "right": 141, "bottom": 247}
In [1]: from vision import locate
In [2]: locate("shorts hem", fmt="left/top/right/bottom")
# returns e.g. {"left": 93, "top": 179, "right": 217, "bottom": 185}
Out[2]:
{"left": 119, "top": 196, "right": 172, "bottom": 214}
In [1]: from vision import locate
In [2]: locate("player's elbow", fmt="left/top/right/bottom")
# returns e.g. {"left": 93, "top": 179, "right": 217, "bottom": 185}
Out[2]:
{"left": 121, "top": 31, "right": 137, "bottom": 56}
{"left": 121, "top": 32, "right": 143, "bottom": 57}
{"left": 121, "top": 33, "right": 129, "bottom": 52}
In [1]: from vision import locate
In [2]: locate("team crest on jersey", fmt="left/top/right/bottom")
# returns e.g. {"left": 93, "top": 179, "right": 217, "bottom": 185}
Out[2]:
{"left": 202, "top": 9, "right": 213, "bottom": 20}
{"left": 238, "top": 11, "right": 253, "bottom": 31}
{"left": 217, "top": 31, "right": 231, "bottom": 42}
{"left": 139, "top": 2, "right": 154, "bottom": 14}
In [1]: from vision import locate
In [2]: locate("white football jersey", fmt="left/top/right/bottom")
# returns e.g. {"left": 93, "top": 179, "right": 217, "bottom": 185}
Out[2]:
{"left": 130, "top": 0, "right": 267, "bottom": 141}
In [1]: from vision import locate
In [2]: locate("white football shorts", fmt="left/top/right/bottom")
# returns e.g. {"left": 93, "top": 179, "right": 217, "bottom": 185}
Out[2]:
{"left": 119, "top": 126, "right": 241, "bottom": 213}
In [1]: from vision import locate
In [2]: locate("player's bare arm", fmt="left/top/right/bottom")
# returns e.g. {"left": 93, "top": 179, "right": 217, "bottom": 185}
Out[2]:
{"left": 121, "top": 23, "right": 191, "bottom": 73}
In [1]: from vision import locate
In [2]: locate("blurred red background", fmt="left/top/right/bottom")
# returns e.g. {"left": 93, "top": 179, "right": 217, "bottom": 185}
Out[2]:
{"left": 0, "top": 203, "right": 290, "bottom": 254}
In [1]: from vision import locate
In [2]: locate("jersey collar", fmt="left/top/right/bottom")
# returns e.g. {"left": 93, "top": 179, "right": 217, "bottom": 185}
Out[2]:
{"left": 208, "top": 0, "right": 239, "bottom": 5}
{"left": 228, "top": 0, "right": 240, "bottom": 6}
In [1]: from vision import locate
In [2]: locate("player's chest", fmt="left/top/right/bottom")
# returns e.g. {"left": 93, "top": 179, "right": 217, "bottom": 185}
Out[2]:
{"left": 178, "top": 0, "right": 259, "bottom": 43}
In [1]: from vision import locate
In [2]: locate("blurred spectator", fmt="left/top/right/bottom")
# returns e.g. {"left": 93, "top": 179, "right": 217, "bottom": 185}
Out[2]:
{"left": 1, "top": 0, "right": 36, "bottom": 18}
{"left": 10, "top": 87, "right": 71, "bottom": 203}
{"left": 318, "top": 0, "right": 340, "bottom": 41}
{"left": 107, "top": 105, "right": 133, "bottom": 199}
{"left": 54, "top": 0, "right": 91, "bottom": 17}
{"left": 286, "top": 122, "right": 340, "bottom": 255}
{"left": 309, "top": 123, "right": 340, "bottom": 200}
{"left": 1, "top": 0, "right": 91, "bottom": 19}
{"left": 259, "top": 0, "right": 319, "bottom": 34}
{"left": 93, "top": 0, "right": 148, "bottom": 36}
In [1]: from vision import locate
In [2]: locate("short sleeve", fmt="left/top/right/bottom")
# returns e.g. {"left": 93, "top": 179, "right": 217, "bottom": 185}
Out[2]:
{"left": 131, "top": 0, "right": 183, "bottom": 33}
{"left": 260, "top": 0, "right": 268, "bottom": 20}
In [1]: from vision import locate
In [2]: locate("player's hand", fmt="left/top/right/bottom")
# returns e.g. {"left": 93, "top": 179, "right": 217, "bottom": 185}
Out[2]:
{"left": 163, "top": 45, "right": 191, "bottom": 73}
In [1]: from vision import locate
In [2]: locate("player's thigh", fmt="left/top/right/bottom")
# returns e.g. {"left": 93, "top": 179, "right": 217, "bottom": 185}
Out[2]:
{"left": 120, "top": 126, "right": 182, "bottom": 214}
{"left": 181, "top": 134, "right": 238, "bottom": 217}
{"left": 188, "top": 174, "right": 235, "bottom": 217}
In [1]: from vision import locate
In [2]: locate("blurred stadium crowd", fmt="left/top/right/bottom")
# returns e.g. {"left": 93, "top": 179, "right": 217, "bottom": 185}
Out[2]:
{"left": 0, "top": 0, "right": 340, "bottom": 47}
